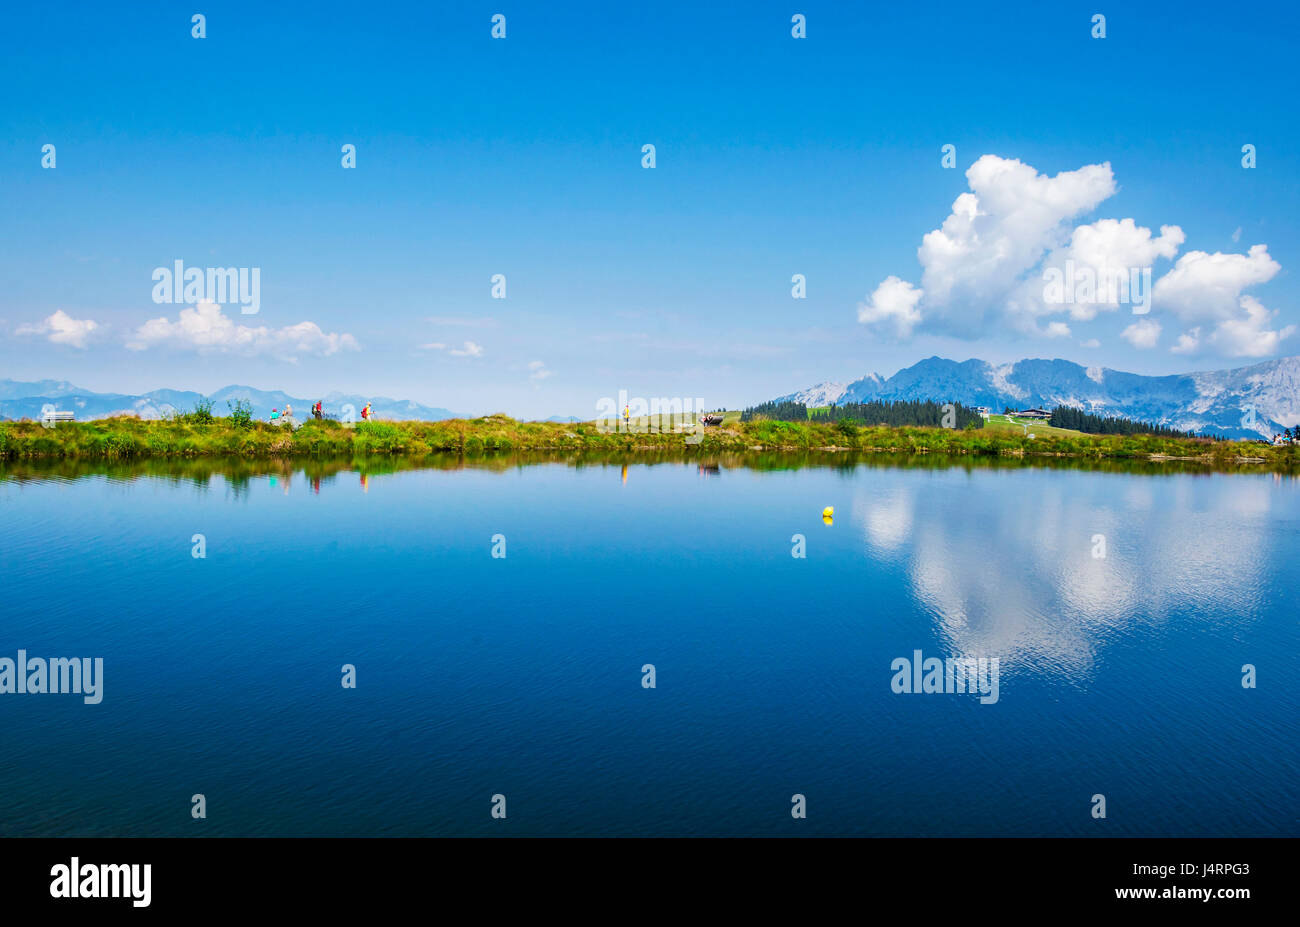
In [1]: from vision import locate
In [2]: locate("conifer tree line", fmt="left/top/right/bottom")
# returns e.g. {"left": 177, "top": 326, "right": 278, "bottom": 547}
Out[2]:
{"left": 741, "top": 399, "right": 984, "bottom": 429}
{"left": 740, "top": 399, "right": 1226, "bottom": 440}
{"left": 1046, "top": 406, "right": 1204, "bottom": 438}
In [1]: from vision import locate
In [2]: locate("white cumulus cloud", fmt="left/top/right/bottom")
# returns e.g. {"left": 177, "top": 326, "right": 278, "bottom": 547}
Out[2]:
{"left": 1206, "top": 296, "right": 1296, "bottom": 357}
{"left": 857, "top": 276, "right": 923, "bottom": 338}
{"left": 449, "top": 341, "right": 483, "bottom": 357}
{"left": 854, "top": 155, "right": 1294, "bottom": 360}
{"left": 1153, "top": 244, "right": 1280, "bottom": 323}
{"left": 16, "top": 310, "right": 100, "bottom": 348}
{"left": 420, "top": 339, "right": 485, "bottom": 358}
{"left": 1170, "top": 327, "right": 1201, "bottom": 355}
{"left": 1121, "top": 318, "right": 1161, "bottom": 349}
{"left": 126, "top": 301, "right": 358, "bottom": 360}
{"left": 904, "top": 155, "right": 1117, "bottom": 337}
{"left": 1028, "top": 218, "right": 1183, "bottom": 322}
{"left": 1152, "top": 245, "right": 1290, "bottom": 356}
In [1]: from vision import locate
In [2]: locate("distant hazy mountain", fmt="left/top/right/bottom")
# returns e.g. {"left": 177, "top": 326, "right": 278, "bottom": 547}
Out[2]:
{"left": 0, "top": 381, "right": 459, "bottom": 423}
{"left": 0, "top": 378, "right": 85, "bottom": 400}
{"left": 773, "top": 356, "right": 1300, "bottom": 439}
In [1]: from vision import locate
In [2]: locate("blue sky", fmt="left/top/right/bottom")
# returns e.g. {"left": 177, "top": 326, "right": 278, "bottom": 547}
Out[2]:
{"left": 2, "top": 0, "right": 1297, "bottom": 417}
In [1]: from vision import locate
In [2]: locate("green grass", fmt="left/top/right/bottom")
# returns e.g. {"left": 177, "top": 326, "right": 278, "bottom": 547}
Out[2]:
{"left": 609, "top": 410, "right": 742, "bottom": 432}
{"left": 983, "top": 414, "right": 1087, "bottom": 438}
{"left": 1, "top": 412, "right": 1295, "bottom": 472}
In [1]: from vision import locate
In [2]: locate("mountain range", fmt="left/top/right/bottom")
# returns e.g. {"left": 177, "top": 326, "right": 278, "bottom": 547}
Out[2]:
{"left": 5, "top": 354, "right": 1298, "bottom": 439}
{"left": 773, "top": 355, "right": 1300, "bottom": 440}
{"left": 0, "top": 382, "right": 458, "bottom": 424}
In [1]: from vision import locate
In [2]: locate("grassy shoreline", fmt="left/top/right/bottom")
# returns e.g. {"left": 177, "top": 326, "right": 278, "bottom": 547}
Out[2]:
{"left": 1, "top": 415, "right": 1296, "bottom": 471}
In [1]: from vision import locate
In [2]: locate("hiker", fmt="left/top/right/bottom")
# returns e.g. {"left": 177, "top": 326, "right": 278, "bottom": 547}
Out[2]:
{"left": 623, "top": 403, "right": 630, "bottom": 432}
{"left": 361, "top": 402, "right": 372, "bottom": 422}
{"left": 313, "top": 401, "right": 323, "bottom": 420}
{"left": 283, "top": 403, "right": 293, "bottom": 422}
{"left": 270, "top": 408, "right": 281, "bottom": 422}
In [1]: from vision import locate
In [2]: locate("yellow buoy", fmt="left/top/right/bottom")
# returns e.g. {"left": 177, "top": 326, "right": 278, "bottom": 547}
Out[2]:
{"left": 822, "top": 506, "right": 834, "bottom": 518}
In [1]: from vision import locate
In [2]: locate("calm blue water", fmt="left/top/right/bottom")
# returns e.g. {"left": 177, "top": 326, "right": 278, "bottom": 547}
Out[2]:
{"left": 1, "top": 456, "right": 1297, "bottom": 836}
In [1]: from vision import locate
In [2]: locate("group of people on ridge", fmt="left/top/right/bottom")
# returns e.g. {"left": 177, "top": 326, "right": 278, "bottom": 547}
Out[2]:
{"left": 270, "top": 401, "right": 372, "bottom": 423}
